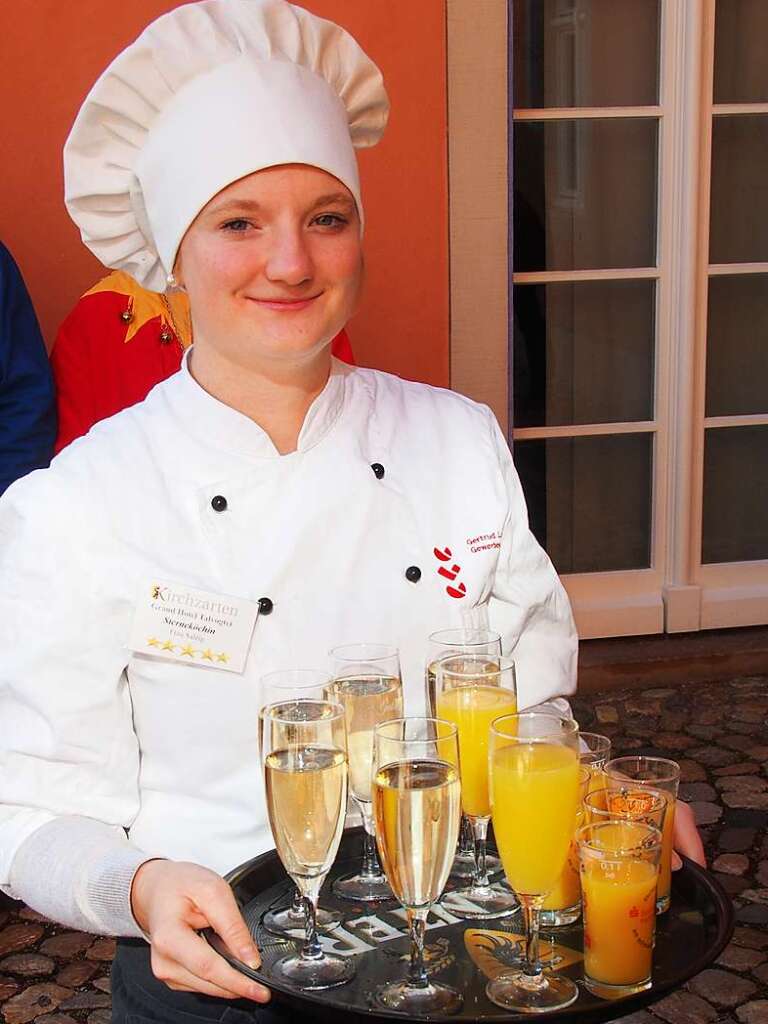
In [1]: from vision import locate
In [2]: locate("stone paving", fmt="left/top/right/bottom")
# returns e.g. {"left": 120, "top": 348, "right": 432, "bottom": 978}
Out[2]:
{"left": 0, "top": 674, "right": 766, "bottom": 1024}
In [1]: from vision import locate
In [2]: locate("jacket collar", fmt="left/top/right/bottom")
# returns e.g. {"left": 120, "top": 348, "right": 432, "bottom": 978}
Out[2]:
{"left": 163, "top": 346, "right": 350, "bottom": 458}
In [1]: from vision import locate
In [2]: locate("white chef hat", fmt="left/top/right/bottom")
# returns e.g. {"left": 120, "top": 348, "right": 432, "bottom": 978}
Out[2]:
{"left": 64, "top": 0, "right": 389, "bottom": 292}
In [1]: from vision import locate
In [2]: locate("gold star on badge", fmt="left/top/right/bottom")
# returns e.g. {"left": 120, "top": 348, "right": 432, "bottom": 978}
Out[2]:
{"left": 216, "top": 652, "right": 229, "bottom": 663}
{"left": 147, "top": 637, "right": 160, "bottom": 648}
{"left": 180, "top": 644, "right": 196, "bottom": 658}
{"left": 161, "top": 640, "right": 176, "bottom": 652}
{"left": 201, "top": 649, "right": 215, "bottom": 661}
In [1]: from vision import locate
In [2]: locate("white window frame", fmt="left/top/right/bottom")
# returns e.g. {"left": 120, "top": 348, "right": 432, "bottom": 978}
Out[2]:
{"left": 446, "top": 0, "right": 768, "bottom": 638}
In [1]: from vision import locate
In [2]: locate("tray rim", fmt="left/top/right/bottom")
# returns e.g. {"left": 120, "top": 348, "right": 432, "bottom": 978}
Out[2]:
{"left": 205, "top": 828, "right": 735, "bottom": 1023}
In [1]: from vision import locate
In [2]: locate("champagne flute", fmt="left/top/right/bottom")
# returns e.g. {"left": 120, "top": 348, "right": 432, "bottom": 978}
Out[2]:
{"left": 260, "top": 697, "right": 353, "bottom": 990}
{"left": 259, "top": 670, "right": 342, "bottom": 938}
{"left": 426, "top": 628, "right": 504, "bottom": 882}
{"left": 487, "top": 711, "right": 581, "bottom": 1012}
{"left": 372, "top": 717, "right": 462, "bottom": 1014}
{"left": 436, "top": 654, "right": 519, "bottom": 919}
{"left": 328, "top": 643, "right": 403, "bottom": 902}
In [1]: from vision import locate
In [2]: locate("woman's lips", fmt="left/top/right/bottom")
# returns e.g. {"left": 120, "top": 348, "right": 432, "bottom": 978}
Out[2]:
{"left": 248, "top": 294, "right": 321, "bottom": 312}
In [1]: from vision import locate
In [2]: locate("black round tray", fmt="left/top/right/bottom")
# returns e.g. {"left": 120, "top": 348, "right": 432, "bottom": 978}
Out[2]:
{"left": 206, "top": 828, "right": 733, "bottom": 1023}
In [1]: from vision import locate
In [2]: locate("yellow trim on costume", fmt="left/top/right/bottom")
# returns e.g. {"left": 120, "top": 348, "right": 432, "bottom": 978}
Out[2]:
{"left": 83, "top": 271, "right": 192, "bottom": 348}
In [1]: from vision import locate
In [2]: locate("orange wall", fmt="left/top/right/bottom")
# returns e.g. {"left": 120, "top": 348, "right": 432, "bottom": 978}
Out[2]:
{"left": 0, "top": 1, "right": 449, "bottom": 387}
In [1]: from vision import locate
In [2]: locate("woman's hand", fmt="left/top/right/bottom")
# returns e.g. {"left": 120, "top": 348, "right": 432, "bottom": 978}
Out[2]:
{"left": 131, "top": 859, "right": 270, "bottom": 1003}
{"left": 671, "top": 799, "right": 706, "bottom": 870}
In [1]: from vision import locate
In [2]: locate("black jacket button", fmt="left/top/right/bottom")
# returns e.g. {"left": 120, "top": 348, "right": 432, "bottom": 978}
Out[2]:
{"left": 371, "top": 463, "right": 385, "bottom": 480}
{"left": 405, "top": 566, "right": 422, "bottom": 583}
{"left": 258, "top": 597, "right": 274, "bottom": 615}
{"left": 211, "top": 495, "right": 228, "bottom": 512}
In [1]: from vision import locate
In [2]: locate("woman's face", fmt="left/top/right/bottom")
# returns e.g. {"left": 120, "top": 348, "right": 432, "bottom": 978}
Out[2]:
{"left": 176, "top": 165, "right": 363, "bottom": 369}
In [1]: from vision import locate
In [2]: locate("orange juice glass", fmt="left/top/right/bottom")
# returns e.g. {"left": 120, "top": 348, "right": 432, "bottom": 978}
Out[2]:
{"left": 486, "top": 712, "right": 581, "bottom": 1014}
{"left": 579, "top": 732, "right": 612, "bottom": 796}
{"left": 577, "top": 821, "right": 662, "bottom": 999}
{"left": 436, "top": 654, "right": 518, "bottom": 920}
{"left": 541, "top": 766, "right": 590, "bottom": 927}
{"left": 604, "top": 756, "right": 680, "bottom": 913}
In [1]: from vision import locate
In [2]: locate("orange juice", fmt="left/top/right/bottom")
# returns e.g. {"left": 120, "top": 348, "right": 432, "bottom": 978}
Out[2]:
{"left": 581, "top": 857, "right": 658, "bottom": 986}
{"left": 541, "top": 836, "right": 580, "bottom": 910}
{"left": 491, "top": 743, "right": 580, "bottom": 896}
{"left": 585, "top": 764, "right": 607, "bottom": 796}
{"left": 437, "top": 685, "right": 517, "bottom": 817}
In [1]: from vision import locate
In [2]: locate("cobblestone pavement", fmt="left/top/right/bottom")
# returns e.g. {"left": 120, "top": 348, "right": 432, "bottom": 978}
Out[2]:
{"left": 0, "top": 674, "right": 766, "bottom": 1024}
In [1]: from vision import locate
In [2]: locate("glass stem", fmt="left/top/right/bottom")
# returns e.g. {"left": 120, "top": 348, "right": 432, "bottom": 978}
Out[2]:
{"left": 360, "top": 811, "right": 383, "bottom": 879}
{"left": 290, "top": 887, "right": 305, "bottom": 920}
{"left": 406, "top": 909, "right": 430, "bottom": 989}
{"left": 459, "top": 814, "right": 474, "bottom": 857}
{"left": 521, "top": 896, "right": 544, "bottom": 979}
{"left": 471, "top": 815, "right": 491, "bottom": 889}
{"left": 298, "top": 878, "right": 323, "bottom": 961}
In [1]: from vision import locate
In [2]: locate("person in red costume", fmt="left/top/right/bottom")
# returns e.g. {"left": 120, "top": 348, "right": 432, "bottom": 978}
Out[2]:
{"left": 50, "top": 269, "right": 354, "bottom": 452}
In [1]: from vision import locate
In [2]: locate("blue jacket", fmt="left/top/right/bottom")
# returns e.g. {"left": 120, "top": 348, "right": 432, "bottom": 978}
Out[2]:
{"left": 0, "top": 243, "right": 56, "bottom": 495}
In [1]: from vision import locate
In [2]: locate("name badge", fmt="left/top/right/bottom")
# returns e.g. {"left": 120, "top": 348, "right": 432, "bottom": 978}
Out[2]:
{"left": 127, "top": 580, "right": 259, "bottom": 673}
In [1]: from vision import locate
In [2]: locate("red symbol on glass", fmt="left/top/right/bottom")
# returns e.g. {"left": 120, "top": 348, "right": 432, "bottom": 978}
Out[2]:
{"left": 446, "top": 583, "right": 467, "bottom": 599}
{"left": 629, "top": 906, "right": 639, "bottom": 919}
{"left": 433, "top": 546, "right": 453, "bottom": 562}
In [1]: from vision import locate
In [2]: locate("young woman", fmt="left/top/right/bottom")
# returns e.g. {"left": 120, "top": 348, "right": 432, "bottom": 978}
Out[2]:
{"left": 0, "top": 2, "right": 702, "bottom": 1021}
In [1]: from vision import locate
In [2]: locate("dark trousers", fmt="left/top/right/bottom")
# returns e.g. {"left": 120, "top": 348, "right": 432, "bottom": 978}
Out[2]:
{"left": 111, "top": 939, "right": 289, "bottom": 1024}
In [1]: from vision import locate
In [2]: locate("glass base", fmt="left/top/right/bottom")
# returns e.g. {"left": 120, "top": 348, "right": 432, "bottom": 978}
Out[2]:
{"left": 486, "top": 970, "right": 579, "bottom": 1013}
{"left": 262, "top": 903, "right": 341, "bottom": 939}
{"left": 441, "top": 882, "right": 518, "bottom": 920}
{"left": 270, "top": 951, "right": 355, "bottom": 991}
{"left": 449, "top": 849, "right": 503, "bottom": 882}
{"left": 539, "top": 901, "right": 581, "bottom": 928}
{"left": 332, "top": 869, "right": 393, "bottom": 903}
{"left": 375, "top": 979, "right": 463, "bottom": 1015}
{"left": 584, "top": 975, "right": 652, "bottom": 1000}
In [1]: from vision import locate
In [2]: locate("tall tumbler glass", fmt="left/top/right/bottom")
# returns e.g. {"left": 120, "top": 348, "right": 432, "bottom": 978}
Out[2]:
{"left": 259, "top": 669, "right": 342, "bottom": 938}
{"left": 577, "top": 821, "right": 662, "bottom": 999}
{"left": 425, "top": 628, "right": 504, "bottom": 882}
{"left": 605, "top": 756, "right": 680, "bottom": 913}
{"left": 579, "top": 732, "right": 612, "bottom": 794}
{"left": 487, "top": 712, "right": 581, "bottom": 1012}
{"left": 372, "top": 717, "right": 462, "bottom": 1014}
{"left": 328, "top": 643, "right": 403, "bottom": 902}
{"left": 260, "top": 698, "right": 353, "bottom": 990}
{"left": 437, "top": 654, "right": 519, "bottom": 919}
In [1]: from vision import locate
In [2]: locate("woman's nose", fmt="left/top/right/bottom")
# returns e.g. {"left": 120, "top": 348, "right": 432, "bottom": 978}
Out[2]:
{"left": 265, "top": 227, "right": 313, "bottom": 286}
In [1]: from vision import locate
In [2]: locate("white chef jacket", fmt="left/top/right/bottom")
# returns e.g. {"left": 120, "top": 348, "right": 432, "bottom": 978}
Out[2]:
{"left": 0, "top": 354, "right": 576, "bottom": 925}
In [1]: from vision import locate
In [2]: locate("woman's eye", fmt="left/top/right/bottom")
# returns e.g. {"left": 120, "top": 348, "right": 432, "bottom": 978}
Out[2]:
{"left": 222, "top": 219, "right": 252, "bottom": 232}
{"left": 313, "top": 213, "right": 347, "bottom": 228}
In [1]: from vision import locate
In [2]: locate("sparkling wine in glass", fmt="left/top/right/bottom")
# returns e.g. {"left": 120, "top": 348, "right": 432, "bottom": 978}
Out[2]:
{"left": 327, "top": 643, "right": 403, "bottom": 902}
{"left": 487, "top": 711, "right": 581, "bottom": 1012}
{"left": 425, "top": 628, "right": 504, "bottom": 882}
{"left": 258, "top": 669, "right": 342, "bottom": 938}
{"left": 436, "top": 654, "right": 519, "bottom": 919}
{"left": 260, "top": 697, "right": 354, "bottom": 990}
{"left": 372, "top": 717, "right": 462, "bottom": 1014}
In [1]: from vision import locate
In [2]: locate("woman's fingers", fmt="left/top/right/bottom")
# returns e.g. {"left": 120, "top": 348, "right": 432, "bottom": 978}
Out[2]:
{"left": 193, "top": 875, "right": 261, "bottom": 971}
{"left": 152, "top": 923, "right": 269, "bottom": 1003}
{"left": 672, "top": 799, "right": 706, "bottom": 868}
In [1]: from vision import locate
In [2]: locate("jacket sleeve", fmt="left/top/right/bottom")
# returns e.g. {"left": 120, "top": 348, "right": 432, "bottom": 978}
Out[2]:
{"left": 0, "top": 468, "right": 148, "bottom": 933}
{"left": 486, "top": 411, "right": 578, "bottom": 708}
{"left": 0, "top": 244, "right": 56, "bottom": 494}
